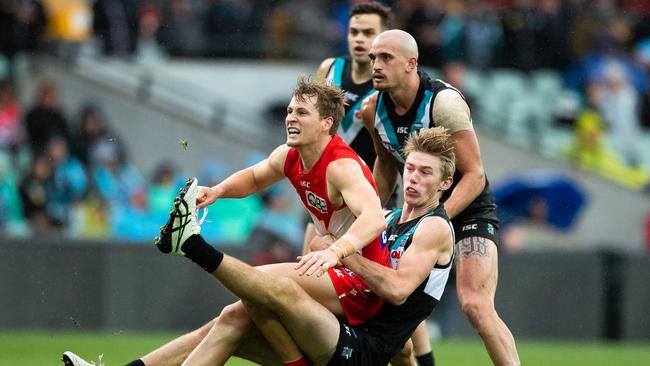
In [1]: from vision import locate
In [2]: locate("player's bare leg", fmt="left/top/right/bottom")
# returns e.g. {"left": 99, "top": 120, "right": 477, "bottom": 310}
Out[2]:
{"left": 206, "top": 242, "right": 344, "bottom": 365}
{"left": 181, "top": 301, "right": 282, "bottom": 366}
{"left": 184, "top": 263, "right": 342, "bottom": 366}
{"left": 63, "top": 318, "right": 217, "bottom": 366}
{"left": 127, "top": 261, "right": 339, "bottom": 366}
{"left": 175, "top": 255, "right": 339, "bottom": 366}
{"left": 157, "top": 179, "right": 341, "bottom": 365}
{"left": 244, "top": 301, "right": 308, "bottom": 364}
{"left": 412, "top": 320, "right": 434, "bottom": 366}
{"left": 244, "top": 262, "right": 344, "bottom": 364}
{"left": 140, "top": 319, "right": 216, "bottom": 366}
{"left": 455, "top": 237, "right": 520, "bottom": 366}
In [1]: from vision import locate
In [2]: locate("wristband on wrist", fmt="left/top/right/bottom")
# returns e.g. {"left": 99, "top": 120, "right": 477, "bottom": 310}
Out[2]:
{"left": 337, "top": 238, "right": 357, "bottom": 256}
{"left": 328, "top": 244, "right": 345, "bottom": 259}
{"left": 328, "top": 238, "right": 357, "bottom": 260}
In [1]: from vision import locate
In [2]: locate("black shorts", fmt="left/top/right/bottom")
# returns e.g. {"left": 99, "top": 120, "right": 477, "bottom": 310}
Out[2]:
{"left": 326, "top": 321, "right": 392, "bottom": 366}
{"left": 452, "top": 218, "right": 500, "bottom": 246}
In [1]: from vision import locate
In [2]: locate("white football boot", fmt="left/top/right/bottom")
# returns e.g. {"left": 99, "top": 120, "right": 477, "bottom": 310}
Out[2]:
{"left": 62, "top": 351, "right": 104, "bottom": 366}
{"left": 155, "top": 177, "right": 205, "bottom": 255}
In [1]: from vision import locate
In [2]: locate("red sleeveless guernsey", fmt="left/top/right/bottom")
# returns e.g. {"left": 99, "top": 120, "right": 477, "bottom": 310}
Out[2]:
{"left": 284, "top": 135, "right": 388, "bottom": 325}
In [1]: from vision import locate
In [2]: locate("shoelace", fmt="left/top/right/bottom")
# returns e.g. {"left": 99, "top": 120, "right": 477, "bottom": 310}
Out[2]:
{"left": 198, "top": 207, "right": 209, "bottom": 225}
{"left": 88, "top": 354, "right": 104, "bottom": 366}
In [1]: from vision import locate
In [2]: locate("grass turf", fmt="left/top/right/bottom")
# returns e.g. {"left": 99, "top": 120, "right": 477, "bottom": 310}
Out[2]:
{"left": 1, "top": 330, "right": 649, "bottom": 366}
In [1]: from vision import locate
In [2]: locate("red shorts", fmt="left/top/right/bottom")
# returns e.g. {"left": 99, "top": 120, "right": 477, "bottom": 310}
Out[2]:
{"left": 327, "top": 265, "right": 384, "bottom": 325}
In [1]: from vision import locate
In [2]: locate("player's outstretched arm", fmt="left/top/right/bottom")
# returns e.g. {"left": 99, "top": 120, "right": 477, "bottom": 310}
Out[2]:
{"left": 197, "top": 145, "right": 289, "bottom": 209}
{"left": 431, "top": 89, "right": 485, "bottom": 219}
{"left": 342, "top": 217, "right": 452, "bottom": 305}
{"left": 361, "top": 93, "right": 398, "bottom": 205}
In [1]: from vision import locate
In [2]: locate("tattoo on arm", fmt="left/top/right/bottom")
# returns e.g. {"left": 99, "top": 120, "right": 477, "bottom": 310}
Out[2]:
{"left": 455, "top": 237, "right": 489, "bottom": 258}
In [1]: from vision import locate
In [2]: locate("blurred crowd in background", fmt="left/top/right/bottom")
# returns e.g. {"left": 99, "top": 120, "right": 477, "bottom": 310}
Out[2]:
{"left": 1, "top": 1, "right": 649, "bottom": 74}
{"left": 1, "top": 0, "right": 650, "bottom": 254}
{"left": 0, "top": 78, "right": 305, "bottom": 264}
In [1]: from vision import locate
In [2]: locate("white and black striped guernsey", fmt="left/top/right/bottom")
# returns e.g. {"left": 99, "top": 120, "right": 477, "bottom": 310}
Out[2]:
{"left": 373, "top": 71, "right": 499, "bottom": 225}
{"left": 359, "top": 203, "right": 454, "bottom": 357}
{"left": 325, "top": 56, "right": 377, "bottom": 168}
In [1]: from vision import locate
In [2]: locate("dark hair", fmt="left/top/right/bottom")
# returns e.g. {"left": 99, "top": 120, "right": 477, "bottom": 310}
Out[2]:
{"left": 349, "top": 1, "right": 393, "bottom": 29}
{"left": 293, "top": 76, "right": 346, "bottom": 135}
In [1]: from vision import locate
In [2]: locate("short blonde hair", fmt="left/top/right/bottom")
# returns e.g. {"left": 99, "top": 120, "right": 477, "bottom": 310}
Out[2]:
{"left": 403, "top": 127, "right": 455, "bottom": 179}
{"left": 293, "top": 76, "right": 347, "bottom": 135}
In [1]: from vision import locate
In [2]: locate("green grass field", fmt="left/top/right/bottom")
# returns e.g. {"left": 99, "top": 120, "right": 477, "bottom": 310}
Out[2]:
{"left": 1, "top": 330, "right": 649, "bottom": 366}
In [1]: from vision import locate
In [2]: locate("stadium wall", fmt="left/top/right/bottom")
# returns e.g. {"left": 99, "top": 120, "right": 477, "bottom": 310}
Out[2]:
{"left": 1, "top": 240, "right": 649, "bottom": 341}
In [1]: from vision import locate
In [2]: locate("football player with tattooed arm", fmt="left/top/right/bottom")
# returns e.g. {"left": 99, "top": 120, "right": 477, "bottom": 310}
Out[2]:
{"left": 360, "top": 29, "right": 521, "bottom": 366}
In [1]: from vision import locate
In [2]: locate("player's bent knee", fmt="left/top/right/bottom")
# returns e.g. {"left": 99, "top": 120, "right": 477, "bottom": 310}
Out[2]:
{"left": 461, "top": 298, "right": 495, "bottom": 328}
{"left": 217, "top": 302, "right": 251, "bottom": 329}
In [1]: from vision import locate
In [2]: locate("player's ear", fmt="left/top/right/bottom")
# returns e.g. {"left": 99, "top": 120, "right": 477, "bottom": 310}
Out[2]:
{"left": 406, "top": 57, "right": 417, "bottom": 73}
{"left": 438, "top": 176, "right": 453, "bottom": 192}
{"left": 323, "top": 116, "right": 334, "bottom": 132}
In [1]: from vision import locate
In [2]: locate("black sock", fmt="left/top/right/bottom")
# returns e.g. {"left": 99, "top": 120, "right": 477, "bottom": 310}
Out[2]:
{"left": 182, "top": 234, "right": 224, "bottom": 273}
{"left": 125, "top": 360, "right": 145, "bottom": 366}
{"left": 416, "top": 352, "right": 435, "bottom": 366}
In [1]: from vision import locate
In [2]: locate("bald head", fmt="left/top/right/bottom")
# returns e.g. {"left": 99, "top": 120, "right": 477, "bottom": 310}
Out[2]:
{"left": 373, "top": 29, "right": 419, "bottom": 60}
{"left": 369, "top": 29, "right": 419, "bottom": 91}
